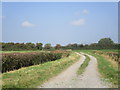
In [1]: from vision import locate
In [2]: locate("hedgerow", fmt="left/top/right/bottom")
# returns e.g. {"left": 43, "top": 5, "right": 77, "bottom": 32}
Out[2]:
{"left": 2, "top": 51, "right": 70, "bottom": 73}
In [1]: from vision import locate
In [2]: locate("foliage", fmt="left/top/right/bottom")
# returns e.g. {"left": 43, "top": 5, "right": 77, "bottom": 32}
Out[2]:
{"left": 2, "top": 42, "right": 43, "bottom": 51}
{"left": 2, "top": 52, "right": 79, "bottom": 88}
{"left": 36, "top": 43, "right": 43, "bottom": 50}
{"left": 98, "top": 38, "right": 114, "bottom": 45}
{"left": 62, "top": 38, "right": 119, "bottom": 50}
{"left": 2, "top": 51, "right": 70, "bottom": 73}
{"left": 44, "top": 43, "right": 52, "bottom": 50}
{"left": 1, "top": 38, "right": 119, "bottom": 51}
{"left": 93, "top": 51, "right": 119, "bottom": 63}
{"left": 55, "top": 44, "right": 61, "bottom": 49}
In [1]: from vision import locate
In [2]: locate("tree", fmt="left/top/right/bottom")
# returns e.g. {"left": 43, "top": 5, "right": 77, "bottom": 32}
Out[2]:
{"left": 55, "top": 44, "right": 61, "bottom": 49}
{"left": 36, "top": 43, "right": 43, "bottom": 50}
{"left": 44, "top": 43, "right": 51, "bottom": 50}
{"left": 77, "top": 44, "right": 84, "bottom": 49}
{"left": 26, "top": 43, "right": 35, "bottom": 50}
{"left": 98, "top": 38, "right": 114, "bottom": 49}
{"left": 98, "top": 38, "right": 114, "bottom": 45}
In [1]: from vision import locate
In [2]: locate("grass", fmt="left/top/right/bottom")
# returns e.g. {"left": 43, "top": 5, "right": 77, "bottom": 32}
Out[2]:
{"left": 76, "top": 50, "right": 119, "bottom": 87}
{"left": 77, "top": 54, "right": 90, "bottom": 75}
{"left": 95, "top": 54, "right": 119, "bottom": 87}
{"left": 2, "top": 52, "right": 80, "bottom": 88}
{"left": 97, "top": 49, "right": 120, "bottom": 53}
{"left": 74, "top": 49, "right": 119, "bottom": 53}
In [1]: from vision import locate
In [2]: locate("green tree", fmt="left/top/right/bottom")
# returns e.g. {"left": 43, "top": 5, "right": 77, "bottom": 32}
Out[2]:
{"left": 55, "top": 44, "right": 61, "bottom": 49}
{"left": 44, "top": 43, "right": 51, "bottom": 50}
{"left": 98, "top": 38, "right": 114, "bottom": 45}
{"left": 98, "top": 38, "right": 114, "bottom": 49}
{"left": 26, "top": 43, "right": 35, "bottom": 50}
{"left": 36, "top": 43, "right": 43, "bottom": 50}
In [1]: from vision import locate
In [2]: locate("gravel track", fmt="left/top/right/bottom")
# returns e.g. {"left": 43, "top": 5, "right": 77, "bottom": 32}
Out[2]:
{"left": 38, "top": 52, "right": 111, "bottom": 88}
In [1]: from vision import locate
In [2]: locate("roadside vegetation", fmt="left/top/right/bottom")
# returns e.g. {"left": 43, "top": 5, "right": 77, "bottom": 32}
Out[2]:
{"left": 77, "top": 54, "right": 90, "bottom": 75}
{"left": 95, "top": 54, "right": 119, "bottom": 88}
{"left": 2, "top": 52, "right": 80, "bottom": 88}
{"left": 2, "top": 50, "right": 70, "bottom": 73}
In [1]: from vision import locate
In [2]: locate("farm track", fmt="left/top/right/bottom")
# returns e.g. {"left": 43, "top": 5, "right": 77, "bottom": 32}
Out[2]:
{"left": 38, "top": 52, "right": 111, "bottom": 88}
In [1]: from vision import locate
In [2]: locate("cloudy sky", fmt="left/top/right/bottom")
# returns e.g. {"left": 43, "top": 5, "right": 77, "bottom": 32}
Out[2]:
{"left": 2, "top": 2, "right": 118, "bottom": 46}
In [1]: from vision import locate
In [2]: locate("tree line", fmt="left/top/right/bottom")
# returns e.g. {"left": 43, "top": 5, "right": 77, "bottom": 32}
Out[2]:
{"left": 0, "top": 38, "right": 119, "bottom": 51}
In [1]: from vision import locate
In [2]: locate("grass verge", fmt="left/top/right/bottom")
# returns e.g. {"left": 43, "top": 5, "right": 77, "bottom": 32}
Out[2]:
{"left": 76, "top": 50, "right": 119, "bottom": 88}
{"left": 77, "top": 54, "right": 90, "bottom": 75}
{"left": 2, "top": 52, "right": 80, "bottom": 88}
{"left": 95, "top": 54, "right": 119, "bottom": 87}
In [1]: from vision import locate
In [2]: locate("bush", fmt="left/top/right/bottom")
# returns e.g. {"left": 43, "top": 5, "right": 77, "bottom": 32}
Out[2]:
{"left": 2, "top": 51, "right": 68, "bottom": 73}
{"left": 93, "top": 51, "right": 119, "bottom": 64}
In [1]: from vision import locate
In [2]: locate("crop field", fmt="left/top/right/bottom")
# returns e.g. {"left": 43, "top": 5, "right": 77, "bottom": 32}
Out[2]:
{"left": 97, "top": 49, "right": 120, "bottom": 53}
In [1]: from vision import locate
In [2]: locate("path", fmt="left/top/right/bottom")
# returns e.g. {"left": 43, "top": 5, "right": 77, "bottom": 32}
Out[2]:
{"left": 38, "top": 52, "right": 111, "bottom": 88}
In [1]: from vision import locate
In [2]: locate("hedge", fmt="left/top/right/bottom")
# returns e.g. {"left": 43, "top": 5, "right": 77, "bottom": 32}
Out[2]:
{"left": 93, "top": 51, "right": 119, "bottom": 64}
{"left": 2, "top": 51, "right": 70, "bottom": 73}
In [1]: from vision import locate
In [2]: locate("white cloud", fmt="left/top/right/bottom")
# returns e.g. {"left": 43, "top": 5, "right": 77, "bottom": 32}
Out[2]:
{"left": 71, "top": 18, "right": 85, "bottom": 26}
{"left": 21, "top": 21, "right": 35, "bottom": 27}
{"left": 82, "top": 9, "right": 89, "bottom": 14}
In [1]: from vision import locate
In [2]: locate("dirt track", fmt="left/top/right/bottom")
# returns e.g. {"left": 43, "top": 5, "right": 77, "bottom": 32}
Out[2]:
{"left": 38, "top": 52, "right": 111, "bottom": 88}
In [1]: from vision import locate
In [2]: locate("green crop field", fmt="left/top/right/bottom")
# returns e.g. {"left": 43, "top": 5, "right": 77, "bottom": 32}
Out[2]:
{"left": 97, "top": 49, "right": 120, "bottom": 53}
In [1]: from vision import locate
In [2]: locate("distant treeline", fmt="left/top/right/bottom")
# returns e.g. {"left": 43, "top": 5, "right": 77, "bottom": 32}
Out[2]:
{"left": 1, "top": 38, "right": 119, "bottom": 51}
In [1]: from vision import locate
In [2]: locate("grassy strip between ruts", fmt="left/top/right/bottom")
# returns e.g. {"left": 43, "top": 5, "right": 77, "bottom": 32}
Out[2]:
{"left": 2, "top": 52, "right": 80, "bottom": 88}
{"left": 77, "top": 54, "right": 90, "bottom": 75}
{"left": 76, "top": 50, "right": 119, "bottom": 88}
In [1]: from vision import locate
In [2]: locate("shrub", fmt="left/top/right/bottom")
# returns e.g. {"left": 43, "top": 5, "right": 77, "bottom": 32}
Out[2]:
{"left": 2, "top": 51, "right": 69, "bottom": 73}
{"left": 93, "top": 51, "right": 119, "bottom": 64}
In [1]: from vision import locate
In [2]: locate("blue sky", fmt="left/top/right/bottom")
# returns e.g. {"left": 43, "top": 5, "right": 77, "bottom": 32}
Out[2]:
{"left": 2, "top": 2, "right": 118, "bottom": 46}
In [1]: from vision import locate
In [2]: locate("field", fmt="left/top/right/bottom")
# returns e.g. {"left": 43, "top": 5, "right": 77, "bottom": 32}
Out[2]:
{"left": 1, "top": 49, "right": 119, "bottom": 88}
{"left": 96, "top": 49, "right": 120, "bottom": 52}
{"left": 1, "top": 2, "right": 119, "bottom": 88}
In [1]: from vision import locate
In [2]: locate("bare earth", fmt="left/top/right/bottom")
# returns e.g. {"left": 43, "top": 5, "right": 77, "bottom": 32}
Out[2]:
{"left": 38, "top": 52, "right": 111, "bottom": 88}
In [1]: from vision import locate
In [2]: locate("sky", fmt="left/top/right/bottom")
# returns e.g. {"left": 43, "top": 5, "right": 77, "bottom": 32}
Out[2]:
{"left": 1, "top": 2, "right": 118, "bottom": 46}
